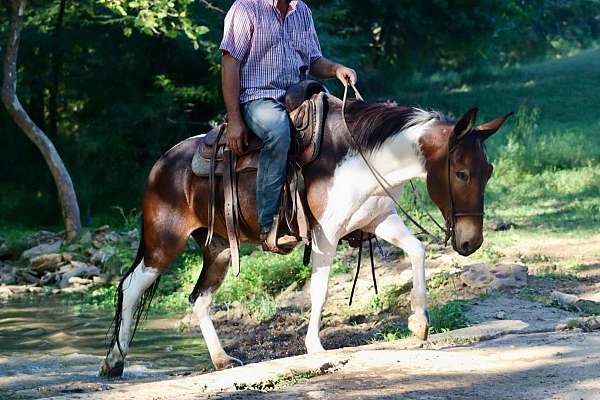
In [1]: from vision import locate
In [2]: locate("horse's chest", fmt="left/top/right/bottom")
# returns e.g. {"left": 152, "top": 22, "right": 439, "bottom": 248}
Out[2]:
{"left": 318, "top": 158, "right": 399, "bottom": 233}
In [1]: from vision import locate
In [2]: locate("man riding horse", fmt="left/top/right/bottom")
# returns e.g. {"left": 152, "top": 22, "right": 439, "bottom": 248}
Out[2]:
{"left": 220, "top": 0, "right": 357, "bottom": 252}
{"left": 100, "top": 0, "right": 513, "bottom": 377}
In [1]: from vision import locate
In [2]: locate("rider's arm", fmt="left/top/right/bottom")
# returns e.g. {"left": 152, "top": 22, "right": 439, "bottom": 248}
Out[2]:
{"left": 310, "top": 57, "right": 358, "bottom": 86}
{"left": 222, "top": 53, "right": 243, "bottom": 125}
{"left": 221, "top": 53, "right": 248, "bottom": 156}
{"left": 219, "top": 3, "right": 253, "bottom": 155}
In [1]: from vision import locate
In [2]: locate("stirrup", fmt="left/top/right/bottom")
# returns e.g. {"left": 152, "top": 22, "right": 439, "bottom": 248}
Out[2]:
{"left": 262, "top": 216, "right": 298, "bottom": 255}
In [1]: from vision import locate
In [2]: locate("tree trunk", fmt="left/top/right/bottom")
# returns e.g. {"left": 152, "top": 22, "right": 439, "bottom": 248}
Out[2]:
{"left": 49, "top": 0, "right": 66, "bottom": 138}
{"left": 1, "top": 0, "right": 82, "bottom": 240}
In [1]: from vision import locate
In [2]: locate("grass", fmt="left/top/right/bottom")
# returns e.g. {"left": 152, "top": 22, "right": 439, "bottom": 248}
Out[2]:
{"left": 4, "top": 48, "right": 600, "bottom": 340}
{"left": 390, "top": 47, "right": 600, "bottom": 239}
{"left": 428, "top": 300, "right": 473, "bottom": 334}
{"left": 234, "top": 370, "right": 322, "bottom": 392}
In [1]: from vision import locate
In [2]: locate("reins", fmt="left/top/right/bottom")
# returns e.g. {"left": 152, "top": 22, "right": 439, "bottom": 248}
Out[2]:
{"left": 341, "top": 83, "right": 486, "bottom": 250}
{"left": 340, "top": 84, "right": 445, "bottom": 242}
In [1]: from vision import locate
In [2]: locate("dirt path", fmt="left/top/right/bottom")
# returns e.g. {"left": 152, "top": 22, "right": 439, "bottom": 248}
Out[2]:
{"left": 51, "top": 324, "right": 600, "bottom": 400}
{"left": 3, "top": 232, "right": 600, "bottom": 399}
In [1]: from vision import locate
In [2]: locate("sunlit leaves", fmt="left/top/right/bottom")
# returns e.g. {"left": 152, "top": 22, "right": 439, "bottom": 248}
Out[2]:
{"left": 97, "top": 0, "right": 210, "bottom": 49}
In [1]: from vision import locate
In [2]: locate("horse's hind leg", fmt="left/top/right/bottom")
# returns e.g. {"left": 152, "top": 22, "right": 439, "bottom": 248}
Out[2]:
{"left": 100, "top": 216, "right": 191, "bottom": 378}
{"left": 100, "top": 258, "right": 160, "bottom": 377}
{"left": 189, "top": 234, "right": 242, "bottom": 370}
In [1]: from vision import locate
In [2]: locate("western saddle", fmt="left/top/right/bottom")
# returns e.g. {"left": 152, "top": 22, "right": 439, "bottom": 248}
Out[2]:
{"left": 191, "top": 80, "right": 328, "bottom": 275}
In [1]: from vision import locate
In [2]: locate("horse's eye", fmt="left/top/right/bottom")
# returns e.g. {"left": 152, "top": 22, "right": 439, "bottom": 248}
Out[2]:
{"left": 456, "top": 170, "right": 469, "bottom": 182}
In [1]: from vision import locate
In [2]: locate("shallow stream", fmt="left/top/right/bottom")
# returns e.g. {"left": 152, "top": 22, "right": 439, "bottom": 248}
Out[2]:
{"left": 0, "top": 297, "right": 211, "bottom": 399}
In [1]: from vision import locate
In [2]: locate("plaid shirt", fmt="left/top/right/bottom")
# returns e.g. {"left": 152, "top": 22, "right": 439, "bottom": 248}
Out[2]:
{"left": 220, "top": 0, "right": 323, "bottom": 103}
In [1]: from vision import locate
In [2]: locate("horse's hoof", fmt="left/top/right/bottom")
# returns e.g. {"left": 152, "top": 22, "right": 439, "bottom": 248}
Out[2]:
{"left": 99, "top": 359, "right": 124, "bottom": 379}
{"left": 213, "top": 354, "right": 243, "bottom": 370}
{"left": 408, "top": 313, "right": 429, "bottom": 341}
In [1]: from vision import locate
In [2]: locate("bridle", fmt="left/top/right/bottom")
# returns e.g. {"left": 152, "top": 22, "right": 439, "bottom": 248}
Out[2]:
{"left": 444, "top": 140, "right": 485, "bottom": 246}
{"left": 341, "top": 84, "right": 484, "bottom": 246}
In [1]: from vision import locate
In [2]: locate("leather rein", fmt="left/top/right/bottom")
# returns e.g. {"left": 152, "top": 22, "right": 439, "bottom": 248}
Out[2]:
{"left": 340, "top": 84, "right": 484, "bottom": 246}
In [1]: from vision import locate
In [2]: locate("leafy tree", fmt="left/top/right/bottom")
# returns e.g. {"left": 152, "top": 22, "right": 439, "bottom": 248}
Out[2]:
{"left": 2, "top": 0, "right": 81, "bottom": 239}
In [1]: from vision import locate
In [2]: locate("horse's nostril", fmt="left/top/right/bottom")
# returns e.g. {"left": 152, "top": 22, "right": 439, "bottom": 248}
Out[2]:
{"left": 462, "top": 241, "right": 471, "bottom": 253}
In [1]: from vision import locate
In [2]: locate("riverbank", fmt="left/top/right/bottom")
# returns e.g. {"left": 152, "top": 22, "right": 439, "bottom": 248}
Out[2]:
{"left": 2, "top": 226, "right": 600, "bottom": 399}
{"left": 45, "top": 325, "right": 600, "bottom": 400}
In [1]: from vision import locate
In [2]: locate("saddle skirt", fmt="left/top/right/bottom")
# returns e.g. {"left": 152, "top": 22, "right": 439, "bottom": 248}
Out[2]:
{"left": 191, "top": 90, "right": 327, "bottom": 177}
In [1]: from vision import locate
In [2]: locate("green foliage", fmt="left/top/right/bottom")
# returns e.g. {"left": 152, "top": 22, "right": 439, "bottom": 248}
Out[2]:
{"left": 234, "top": 370, "right": 321, "bottom": 392}
{"left": 215, "top": 247, "right": 311, "bottom": 319}
{"left": 376, "top": 324, "right": 411, "bottom": 342}
{"left": 367, "top": 294, "right": 384, "bottom": 310}
{"left": 331, "top": 259, "right": 351, "bottom": 275}
{"left": 428, "top": 300, "right": 473, "bottom": 334}
{"left": 2, "top": 0, "right": 600, "bottom": 226}
{"left": 97, "top": 0, "right": 210, "bottom": 48}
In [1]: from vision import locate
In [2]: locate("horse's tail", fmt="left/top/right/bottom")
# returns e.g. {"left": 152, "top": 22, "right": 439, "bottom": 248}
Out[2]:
{"left": 106, "top": 219, "right": 161, "bottom": 357}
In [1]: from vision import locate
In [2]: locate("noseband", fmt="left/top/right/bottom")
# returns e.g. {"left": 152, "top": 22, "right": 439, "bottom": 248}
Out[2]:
{"left": 341, "top": 85, "right": 484, "bottom": 246}
{"left": 444, "top": 140, "right": 485, "bottom": 245}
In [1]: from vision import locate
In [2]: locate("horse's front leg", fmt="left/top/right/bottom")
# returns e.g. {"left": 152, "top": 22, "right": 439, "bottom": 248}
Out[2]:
{"left": 367, "top": 212, "right": 429, "bottom": 340}
{"left": 305, "top": 227, "right": 337, "bottom": 353}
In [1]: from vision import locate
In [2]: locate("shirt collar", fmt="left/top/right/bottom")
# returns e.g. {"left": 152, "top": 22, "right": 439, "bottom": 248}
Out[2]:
{"left": 264, "top": 0, "right": 298, "bottom": 12}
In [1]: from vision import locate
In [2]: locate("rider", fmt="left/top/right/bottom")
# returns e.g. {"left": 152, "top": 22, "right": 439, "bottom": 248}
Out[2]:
{"left": 220, "top": 0, "right": 357, "bottom": 251}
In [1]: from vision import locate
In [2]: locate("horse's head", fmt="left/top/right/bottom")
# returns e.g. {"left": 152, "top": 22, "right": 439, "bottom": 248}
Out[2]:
{"left": 424, "top": 108, "right": 513, "bottom": 256}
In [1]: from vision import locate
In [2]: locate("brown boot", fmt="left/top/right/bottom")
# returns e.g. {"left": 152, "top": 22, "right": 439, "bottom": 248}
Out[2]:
{"left": 261, "top": 216, "right": 298, "bottom": 255}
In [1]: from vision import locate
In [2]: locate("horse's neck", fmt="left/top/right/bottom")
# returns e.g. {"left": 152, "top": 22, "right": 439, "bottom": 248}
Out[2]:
{"left": 365, "top": 128, "right": 427, "bottom": 186}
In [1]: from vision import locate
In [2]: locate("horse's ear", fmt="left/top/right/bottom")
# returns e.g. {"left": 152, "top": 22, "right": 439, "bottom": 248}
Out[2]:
{"left": 452, "top": 108, "right": 478, "bottom": 143}
{"left": 475, "top": 112, "right": 514, "bottom": 141}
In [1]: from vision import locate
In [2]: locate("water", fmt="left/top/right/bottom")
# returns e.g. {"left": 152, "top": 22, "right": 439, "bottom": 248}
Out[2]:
{"left": 0, "top": 297, "right": 211, "bottom": 398}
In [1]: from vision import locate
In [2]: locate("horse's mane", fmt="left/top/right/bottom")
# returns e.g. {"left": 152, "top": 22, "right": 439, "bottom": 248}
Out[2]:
{"left": 345, "top": 100, "right": 449, "bottom": 150}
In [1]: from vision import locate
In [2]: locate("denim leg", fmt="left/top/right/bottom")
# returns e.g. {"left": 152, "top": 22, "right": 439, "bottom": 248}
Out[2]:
{"left": 241, "top": 98, "right": 291, "bottom": 233}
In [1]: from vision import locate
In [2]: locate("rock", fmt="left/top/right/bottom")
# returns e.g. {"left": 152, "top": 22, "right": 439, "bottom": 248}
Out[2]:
{"left": 93, "top": 275, "right": 108, "bottom": 284}
{"left": 95, "top": 225, "right": 111, "bottom": 233}
{"left": 24, "top": 231, "right": 62, "bottom": 247}
{"left": 68, "top": 276, "right": 93, "bottom": 286}
{"left": 90, "top": 246, "right": 116, "bottom": 265}
{"left": 27, "top": 286, "right": 43, "bottom": 294}
{"left": 551, "top": 291, "right": 600, "bottom": 315}
{"left": 460, "top": 263, "right": 528, "bottom": 290}
{"left": 583, "top": 317, "right": 600, "bottom": 332}
{"left": 495, "top": 311, "right": 506, "bottom": 320}
{"left": 0, "top": 262, "right": 17, "bottom": 284}
{"left": 21, "top": 241, "right": 63, "bottom": 260}
{"left": 59, "top": 262, "right": 101, "bottom": 288}
{"left": 60, "top": 285, "right": 88, "bottom": 294}
{"left": 0, "top": 242, "right": 11, "bottom": 259}
{"left": 79, "top": 231, "right": 92, "bottom": 244}
{"left": 30, "top": 253, "right": 64, "bottom": 272}
{"left": 551, "top": 291, "right": 579, "bottom": 306}
{"left": 17, "top": 269, "right": 40, "bottom": 284}
{"left": 488, "top": 220, "right": 517, "bottom": 231}
{"left": 0, "top": 285, "right": 13, "bottom": 299}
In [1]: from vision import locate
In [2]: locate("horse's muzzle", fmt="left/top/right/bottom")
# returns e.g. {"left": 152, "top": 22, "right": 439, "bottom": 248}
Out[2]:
{"left": 453, "top": 219, "right": 483, "bottom": 256}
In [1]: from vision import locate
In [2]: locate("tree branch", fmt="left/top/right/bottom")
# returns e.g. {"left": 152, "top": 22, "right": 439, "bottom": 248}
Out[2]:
{"left": 199, "top": 0, "right": 224, "bottom": 14}
{"left": 2, "top": 0, "right": 82, "bottom": 240}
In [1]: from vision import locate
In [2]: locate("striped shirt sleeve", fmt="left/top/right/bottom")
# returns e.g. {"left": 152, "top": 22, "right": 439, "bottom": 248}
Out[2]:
{"left": 307, "top": 9, "right": 322, "bottom": 64}
{"left": 220, "top": 1, "right": 253, "bottom": 62}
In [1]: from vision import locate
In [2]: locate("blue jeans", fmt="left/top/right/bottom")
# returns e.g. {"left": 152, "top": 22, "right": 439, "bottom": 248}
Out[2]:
{"left": 241, "top": 98, "right": 291, "bottom": 234}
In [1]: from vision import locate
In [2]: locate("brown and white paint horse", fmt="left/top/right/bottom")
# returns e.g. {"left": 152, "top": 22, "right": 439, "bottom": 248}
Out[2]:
{"left": 100, "top": 95, "right": 511, "bottom": 377}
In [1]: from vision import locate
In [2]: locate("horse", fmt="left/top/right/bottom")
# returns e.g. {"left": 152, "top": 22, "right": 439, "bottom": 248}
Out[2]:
{"left": 99, "top": 93, "right": 512, "bottom": 377}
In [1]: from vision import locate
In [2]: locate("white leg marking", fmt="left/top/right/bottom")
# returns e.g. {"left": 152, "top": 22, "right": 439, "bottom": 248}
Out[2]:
{"left": 367, "top": 212, "right": 429, "bottom": 338}
{"left": 305, "top": 227, "right": 336, "bottom": 353}
{"left": 193, "top": 291, "right": 242, "bottom": 369}
{"left": 106, "top": 259, "right": 160, "bottom": 367}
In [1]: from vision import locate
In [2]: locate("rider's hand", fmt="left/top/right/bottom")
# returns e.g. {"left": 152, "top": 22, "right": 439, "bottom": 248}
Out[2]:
{"left": 335, "top": 65, "right": 358, "bottom": 86}
{"left": 226, "top": 119, "right": 248, "bottom": 156}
